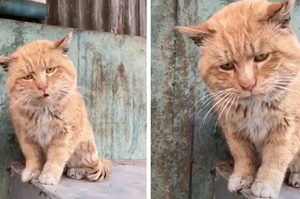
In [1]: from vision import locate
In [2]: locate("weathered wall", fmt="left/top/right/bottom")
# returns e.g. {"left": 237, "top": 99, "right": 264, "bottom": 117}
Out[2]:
{"left": 151, "top": 0, "right": 227, "bottom": 197}
{"left": 151, "top": 0, "right": 194, "bottom": 198}
{"left": 152, "top": 0, "right": 300, "bottom": 199}
{"left": 0, "top": 19, "right": 146, "bottom": 199}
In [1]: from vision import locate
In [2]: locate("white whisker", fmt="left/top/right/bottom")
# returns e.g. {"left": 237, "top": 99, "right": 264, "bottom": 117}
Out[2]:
{"left": 200, "top": 92, "right": 231, "bottom": 128}
{"left": 226, "top": 96, "right": 237, "bottom": 123}
{"left": 189, "top": 90, "right": 224, "bottom": 114}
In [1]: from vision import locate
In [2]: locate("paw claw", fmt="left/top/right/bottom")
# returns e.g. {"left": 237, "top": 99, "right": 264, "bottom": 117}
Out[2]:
{"left": 22, "top": 168, "right": 41, "bottom": 182}
{"left": 251, "top": 180, "right": 278, "bottom": 198}
{"left": 38, "top": 172, "right": 58, "bottom": 185}
{"left": 228, "top": 174, "right": 252, "bottom": 193}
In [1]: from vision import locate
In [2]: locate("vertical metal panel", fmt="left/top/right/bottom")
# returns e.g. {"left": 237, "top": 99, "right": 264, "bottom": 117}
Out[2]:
{"left": 108, "top": 0, "right": 125, "bottom": 34}
{"left": 57, "top": 0, "right": 69, "bottom": 27}
{"left": 46, "top": 0, "right": 146, "bottom": 37}
{"left": 150, "top": 0, "right": 229, "bottom": 198}
{"left": 151, "top": 0, "right": 193, "bottom": 198}
{"left": 139, "top": 0, "right": 146, "bottom": 37}
{"left": 126, "top": 0, "right": 140, "bottom": 36}
{"left": 151, "top": 0, "right": 177, "bottom": 196}
{"left": 0, "top": 19, "right": 146, "bottom": 198}
{"left": 174, "top": 0, "right": 204, "bottom": 199}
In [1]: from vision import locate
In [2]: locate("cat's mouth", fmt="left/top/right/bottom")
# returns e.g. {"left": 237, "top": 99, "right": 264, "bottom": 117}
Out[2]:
{"left": 37, "top": 93, "right": 50, "bottom": 99}
{"left": 240, "top": 90, "right": 264, "bottom": 99}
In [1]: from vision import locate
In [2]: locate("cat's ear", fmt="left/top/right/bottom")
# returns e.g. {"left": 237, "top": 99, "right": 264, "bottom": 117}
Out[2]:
{"left": 0, "top": 56, "right": 13, "bottom": 72}
{"left": 267, "top": 0, "right": 295, "bottom": 29}
{"left": 54, "top": 32, "right": 73, "bottom": 54}
{"left": 175, "top": 22, "right": 213, "bottom": 46}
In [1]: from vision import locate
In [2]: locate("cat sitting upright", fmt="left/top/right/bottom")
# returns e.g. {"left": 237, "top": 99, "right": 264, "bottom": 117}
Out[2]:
{"left": 0, "top": 33, "right": 111, "bottom": 185}
{"left": 177, "top": 0, "right": 300, "bottom": 198}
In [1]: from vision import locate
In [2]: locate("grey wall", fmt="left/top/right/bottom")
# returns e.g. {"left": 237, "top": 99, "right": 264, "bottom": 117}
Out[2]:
{"left": 0, "top": 19, "right": 146, "bottom": 199}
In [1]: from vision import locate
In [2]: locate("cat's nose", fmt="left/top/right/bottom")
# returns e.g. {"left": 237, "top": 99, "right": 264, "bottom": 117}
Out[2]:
{"left": 37, "top": 83, "right": 48, "bottom": 91}
{"left": 240, "top": 81, "right": 256, "bottom": 91}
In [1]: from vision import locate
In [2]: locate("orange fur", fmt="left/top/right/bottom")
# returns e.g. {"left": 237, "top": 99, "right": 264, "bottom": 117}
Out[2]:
{"left": 0, "top": 33, "right": 111, "bottom": 185}
{"left": 177, "top": 0, "right": 300, "bottom": 198}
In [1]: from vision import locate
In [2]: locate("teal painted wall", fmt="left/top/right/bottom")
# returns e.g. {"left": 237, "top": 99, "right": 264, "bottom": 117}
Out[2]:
{"left": 151, "top": 0, "right": 300, "bottom": 198}
{"left": 0, "top": 19, "right": 146, "bottom": 199}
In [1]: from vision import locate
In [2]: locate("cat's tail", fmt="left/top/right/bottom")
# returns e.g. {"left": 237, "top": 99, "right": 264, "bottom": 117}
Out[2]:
{"left": 84, "top": 158, "right": 112, "bottom": 181}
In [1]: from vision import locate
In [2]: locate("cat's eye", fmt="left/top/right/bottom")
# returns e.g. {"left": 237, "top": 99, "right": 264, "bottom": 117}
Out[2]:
{"left": 220, "top": 62, "right": 235, "bottom": 71}
{"left": 46, "top": 67, "right": 56, "bottom": 74}
{"left": 23, "top": 74, "right": 33, "bottom": 80}
{"left": 254, "top": 53, "right": 269, "bottom": 62}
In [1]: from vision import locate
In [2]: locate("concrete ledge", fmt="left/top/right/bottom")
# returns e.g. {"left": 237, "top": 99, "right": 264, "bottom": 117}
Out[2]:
{"left": 213, "top": 160, "right": 300, "bottom": 199}
{"left": 8, "top": 161, "right": 146, "bottom": 199}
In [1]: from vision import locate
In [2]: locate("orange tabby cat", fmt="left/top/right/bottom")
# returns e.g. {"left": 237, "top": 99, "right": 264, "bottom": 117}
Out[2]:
{"left": 177, "top": 0, "right": 300, "bottom": 198}
{"left": 0, "top": 33, "right": 111, "bottom": 185}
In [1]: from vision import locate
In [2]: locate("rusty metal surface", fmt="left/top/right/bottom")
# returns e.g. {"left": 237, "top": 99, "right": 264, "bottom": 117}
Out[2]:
{"left": 0, "top": 18, "right": 146, "bottom": 199}
{"left": 151, "top": 0, "right": 193, "bottom": 198}
{"left": 151, "top": 0, "right": 229, "bottom": 199}
{"left": 189, "top": 0, "right": 230, "bottom": 192}
{"left": 8, "top": 161, "right": 146, "bottom": 199}
{"left": 45, "top": 0, "right": 147, "bottom": 37}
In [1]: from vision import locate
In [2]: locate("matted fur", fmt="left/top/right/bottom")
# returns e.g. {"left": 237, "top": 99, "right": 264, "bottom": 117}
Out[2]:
{"left": 177, "top": 0, "right": 300, "bottom": 198}
{"left": 0, "top": 33, "right": 111, "bottom": 185}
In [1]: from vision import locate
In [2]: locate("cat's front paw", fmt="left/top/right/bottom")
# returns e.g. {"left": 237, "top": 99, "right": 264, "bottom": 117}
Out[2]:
{"left": 38, "top": 172, "right": 59, "bottom": 185}
{"left": 22, "top": 168, "right": 41, "bottom": 182}
{"left": 289, "top": 173, "right": 300, "bottom": 188}
{"left": 228, "top": 173, "right": 253, "bottom": 192}
{"left": 251, "top": 180, "right": 279, "bottom": 198}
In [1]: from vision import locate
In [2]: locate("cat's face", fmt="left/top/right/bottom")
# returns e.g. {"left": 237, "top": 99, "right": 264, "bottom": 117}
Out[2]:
{"left": 0, "top": 33, "right": 76, "bottom": 107}
{"left": 177, "top": 0, "right": 300, "bottom": 102}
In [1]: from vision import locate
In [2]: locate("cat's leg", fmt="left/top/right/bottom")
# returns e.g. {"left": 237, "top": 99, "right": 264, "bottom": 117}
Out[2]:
{"left": 224, "top": 131, "right": 256, "bottom": 192}
{"left": 288, "top": 151, "right": 300, "bottom": 188}
{"left": 251, "top": 127, "right": 299, "bottom": 198}
{"left": 38, "top": 136, "right": 76, "bottom": 185}
{"left": 18, "top": 135, "right": 43, "bottom": 182}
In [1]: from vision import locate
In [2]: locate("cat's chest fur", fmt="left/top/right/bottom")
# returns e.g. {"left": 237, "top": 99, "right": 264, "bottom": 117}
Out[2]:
{"left": 26, "top": 108, "right": 61, "bottom": 152}
{"left": 230, "top": 103, "right": 280, "bottom": 150}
